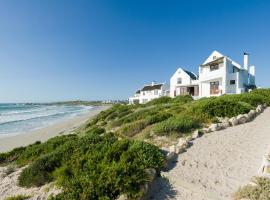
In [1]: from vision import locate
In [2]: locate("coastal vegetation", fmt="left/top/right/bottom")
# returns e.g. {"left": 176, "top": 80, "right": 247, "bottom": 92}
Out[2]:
{"left": 234, "top": 177, "right": 270, "bottom": 200}
{"left": 85, "top": 89, "right": 270, "bottom": 143}
{"left": 1, "top": 89, "right": 270, "bottom": 199}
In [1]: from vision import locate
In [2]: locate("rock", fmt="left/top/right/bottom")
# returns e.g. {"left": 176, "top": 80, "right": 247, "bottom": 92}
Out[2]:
{"left": 263, "top": 103, "right": 268, "bottom": 109}
{"left": 192, "top": 130, "right": 200, "bottom": 139}
{"left": 177, "top": 138, "right": 188, "bottom": 148}
{"left": 186, "top": 135, "right": 193, "bottom": 142}
{"left": 256, "top": 105, "right": 263, "bottom": 113}
{"left": 220, "top": 121, "right": 230, "bottom": 129}
{"left": 117, "top": 194, "right": 128, "bottom": 200}
{"left": 209, "top": 123, "right": 221, "bottom": 132}
{"left": 248, "top": 110, "right": 256, "bottom": 121}
{"left": 236, "top": 114, "right": 247, "bottom": 124}
{"left": 202, "top": 127, "right": 211, "bottom": 133}
{"left": 166, "top": 151, "right": 177, "bottom": 160}
{"left": 169, "top": 145, "right": 176, "bottom": 153}
{"left": 243, "top": 114, "right": 250, "bottom": 122}
{"left": 175, "top": 138, "right": 189, "bottom": 154}
{"left": 229, "top": 117, "right": 238, "bottom": 126}
{"left": 145, "top": 168, "right": 156, "bottom": 183}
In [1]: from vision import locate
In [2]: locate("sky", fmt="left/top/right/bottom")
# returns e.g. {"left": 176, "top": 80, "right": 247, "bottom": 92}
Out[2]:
{"left": 0, "top": 0, "right": 269, "bottom": 102}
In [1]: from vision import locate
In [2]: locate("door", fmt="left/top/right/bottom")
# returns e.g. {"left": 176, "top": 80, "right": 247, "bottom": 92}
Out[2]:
{"left": 210, "top": 81, "right": 219, "bottom": 95}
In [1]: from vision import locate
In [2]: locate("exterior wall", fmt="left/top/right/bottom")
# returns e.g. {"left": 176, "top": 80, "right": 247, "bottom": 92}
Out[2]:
{"left": 200, "top": 78, "right": 223, "bottom": 97}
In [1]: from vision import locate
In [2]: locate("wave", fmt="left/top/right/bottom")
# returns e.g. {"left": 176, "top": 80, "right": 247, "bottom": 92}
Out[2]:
{"left": 0, "top": 105, "right": 92, "bottom": 126}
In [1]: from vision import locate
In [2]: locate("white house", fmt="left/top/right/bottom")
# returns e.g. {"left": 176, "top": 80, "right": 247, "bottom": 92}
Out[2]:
{"left": 170, "top": 51, "right": 256, "bottom": 98}
{"left": 170, "top": 68, "right": 200, "bottom": 98}
{"left": 129, "top": 82, "right": 169, "bottom": 104}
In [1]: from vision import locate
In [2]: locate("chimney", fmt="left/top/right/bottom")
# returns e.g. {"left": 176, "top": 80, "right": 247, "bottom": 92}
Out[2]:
{"left": 244, "top": 52, "right": 249, "bottom": 70}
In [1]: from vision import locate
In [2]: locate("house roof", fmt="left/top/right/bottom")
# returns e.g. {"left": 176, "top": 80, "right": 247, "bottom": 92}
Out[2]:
{"left": 184, "top": 70, "right": 197, "bottom": 80}
{"left": 201, "top": 50, "right": 244, "bottom": 70}
{"left": 135, "top": 90, "right": 140, "bottom": 94}
{"left": 141, "top": 83, "right": 163, "bottom": 91}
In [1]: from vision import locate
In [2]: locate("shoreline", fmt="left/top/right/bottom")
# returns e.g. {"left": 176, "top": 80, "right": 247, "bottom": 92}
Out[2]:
{"left": 0, "top": 105, "right": 110, "bottom": 153}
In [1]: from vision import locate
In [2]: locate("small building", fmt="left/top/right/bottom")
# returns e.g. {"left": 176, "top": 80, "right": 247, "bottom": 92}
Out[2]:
{"left": 170, "top": 68, "right": 199, "bottom": 98}
{"left": 129, "top": 82, "right": 169, "bottom": 104}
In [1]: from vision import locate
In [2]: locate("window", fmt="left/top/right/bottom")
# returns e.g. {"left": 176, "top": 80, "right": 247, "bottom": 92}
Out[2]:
{"left": 154, "top": 89, "right": 158, "bottom": 95}
{"left": 210, "top": 65, "right": 219, "bottom": 71}
{"left": 177, "top": 78, "right": 182, "bottom": 84}
{"left": 213, "top": 56, "right": 217, "bottom": 59}
{"left": 230, "top": 80, "right": 236, "bottom": 85}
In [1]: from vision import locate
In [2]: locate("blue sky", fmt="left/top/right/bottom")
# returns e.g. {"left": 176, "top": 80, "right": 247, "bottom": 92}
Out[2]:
{"left": 0, "top": 0, "right": 269, "bottom": 102}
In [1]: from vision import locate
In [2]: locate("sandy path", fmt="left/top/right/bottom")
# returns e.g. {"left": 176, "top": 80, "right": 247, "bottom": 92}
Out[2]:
{"left": 0, "top": 105, "right": 110, "bottom": 153}
{"left": 151, "top": 108, "right": 270, "bottom": 200}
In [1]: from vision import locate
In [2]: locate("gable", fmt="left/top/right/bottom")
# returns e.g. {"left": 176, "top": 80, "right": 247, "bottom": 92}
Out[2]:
{"left": 202, "top": 50, "right": 224, "bottom": 65}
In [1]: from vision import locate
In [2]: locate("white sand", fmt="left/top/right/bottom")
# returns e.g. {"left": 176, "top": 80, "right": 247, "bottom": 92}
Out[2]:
{"left": 151, "top": 108, "right": 270, "bottom": 200}
{"left": 0, "top": 105, "right": 110, "bottom": 153}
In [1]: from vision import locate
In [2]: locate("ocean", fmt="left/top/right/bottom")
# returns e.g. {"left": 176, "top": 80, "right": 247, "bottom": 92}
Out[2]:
{"left": 0, "top": 103, "right": 93, "bottom": 136}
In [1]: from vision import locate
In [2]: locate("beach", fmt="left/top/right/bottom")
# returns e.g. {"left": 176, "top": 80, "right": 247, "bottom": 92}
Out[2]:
{"left": 0, "top": 105, "right": 110, "bottom": 153}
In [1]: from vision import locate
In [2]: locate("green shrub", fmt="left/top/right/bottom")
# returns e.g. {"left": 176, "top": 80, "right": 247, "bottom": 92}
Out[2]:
{"left": 220, "top": 93, "right": 267, "bottom": 107}
{"left": 251, "top": 89, "right": 270, "bottom": 105}
{"left": 146, "top": 96, "right": 172, "bottom": 105}
{"left": 153, "top": 115, "right": 201, "bottom": 135}
{"left": 193, "top": 98, "right": 253, "bottom": 118}
{"left": 5, "top": 194, "right": 31, "bottom": 200}
{"left": 171, "top": 95, "right": 193, "bottom": 104}
{"left": 118, "top": 120, "right": 148, "bottom": 137}
{"left": 18, "top": 151, "right": 63, "bottom": 187}
{"left": 234, "top": 177, "right": 270, "bottom": 200}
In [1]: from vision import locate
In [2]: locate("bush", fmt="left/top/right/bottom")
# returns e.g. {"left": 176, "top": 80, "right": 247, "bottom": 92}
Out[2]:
{"left": 234, "top": 177, "right": 270, "bottom": 200}
{"left": 171, "top": 95, "right": 193, "bottom": 104}
{"left": 18, "top": 151, "right": 63, "bottom": 187}
{"left": 118, "top": 120, "right": 148, "bottom": 137}
{"left": 153, "top": 115, "right": 201, "bottom": 135}
{"left": 251, "top": 89, "right": 270, "bottom": 105}
{"left": 146, "top": 96, "right": 172, "bottom": 105}
{"left": 192, "top": 98, "right": 253, "bottom": 118}
{"left": 50, "top": 134, "right": 165, "bottom": 199}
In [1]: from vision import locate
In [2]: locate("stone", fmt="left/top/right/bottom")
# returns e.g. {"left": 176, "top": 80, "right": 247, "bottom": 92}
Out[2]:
{"left": 243, "top": 114, "right": 250, "bottom": 122}
{"left": 220, "top": 121, "right": 230, "bottom": 129}
{"left": 209, "top": 123, "right": 221, "bottom": 132}
{"left": 202, "top": 127, "right": 211, "bottom": 133}
{"left": 236, "top": 114, "right": 247, "bottom": 124}
{"left": 247, "top": 110, "right": 256, "bottom": 121}
{"left": 177, "top": 138, "right": 188, "bottom": 148}
{"left": 256, "top": 105, "right": 263, "bottom": 113}
{"left": 229, "top": 117, "right": 238, "bottom": 126}
{"left": 117, "top": 194, "right": 128, "bottom": 200}
{"left": 169, "top": 145, "right": 176, "bottom": 153}
{"left": 186, "top": 135, "right": 193, "bottom": 142}
{"left": 145, "top": 168, "right": 156, "bottom": 183}
{"left": 175, "top": 138, "right": 189, "bottom": 154}
{"left": 166, "top": 151, "right": 177, "bottom": 160}
{"left": 192, "top": 130, "right": 200, "bottom": 139}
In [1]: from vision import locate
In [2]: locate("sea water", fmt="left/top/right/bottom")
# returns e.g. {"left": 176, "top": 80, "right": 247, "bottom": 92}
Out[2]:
{"left": 0, "top": 103, "right": 93, "bottom": 136}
